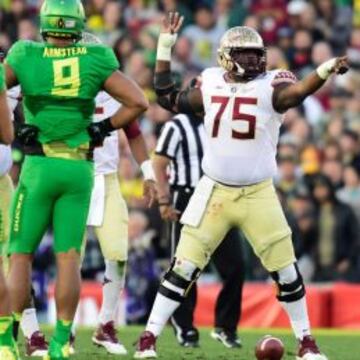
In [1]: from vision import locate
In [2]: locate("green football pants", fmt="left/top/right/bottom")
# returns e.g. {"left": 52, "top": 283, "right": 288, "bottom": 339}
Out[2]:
{"left": 0, "top": 174, "right": 13, "bottom": 255}
{"left": 8, "top": 155, "right": 94, "bottom": 254}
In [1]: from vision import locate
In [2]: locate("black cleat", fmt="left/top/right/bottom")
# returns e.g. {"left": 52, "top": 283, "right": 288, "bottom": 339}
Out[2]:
{"left": 210, "top": 328, "right": 242, "bottom": 348}
{"left": 171, "top": 320, "right": 199, "bottom": 348}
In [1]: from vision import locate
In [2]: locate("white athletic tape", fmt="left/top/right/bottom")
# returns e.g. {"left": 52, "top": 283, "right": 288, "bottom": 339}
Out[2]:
{"left": 316, "top": 58, "right": 337, "bottom": 80}
{"left": 156, "top": 33, "right": 178, "bottom": 61}
{"left": 141, "top": 160, "right": 155, "bottom": 181}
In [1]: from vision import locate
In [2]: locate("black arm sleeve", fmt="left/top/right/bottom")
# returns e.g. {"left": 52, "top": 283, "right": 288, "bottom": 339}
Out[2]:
{"left": 154, "top": 70, "right": 179, "bottom": 112}
{"left": 155, "top": 72, "right": 203, "bottom": 115}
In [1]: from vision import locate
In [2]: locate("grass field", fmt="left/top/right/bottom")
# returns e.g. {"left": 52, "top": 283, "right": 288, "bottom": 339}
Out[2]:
{"left": 19, "top": 327, "right": 360, "bottom": 359}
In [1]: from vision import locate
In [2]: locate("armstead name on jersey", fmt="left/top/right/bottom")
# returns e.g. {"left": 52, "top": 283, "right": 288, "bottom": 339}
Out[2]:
{"left": 43, "top": 46, "right": 87, "bottom": 58}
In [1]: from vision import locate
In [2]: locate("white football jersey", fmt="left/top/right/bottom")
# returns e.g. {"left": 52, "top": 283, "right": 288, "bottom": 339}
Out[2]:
{"left": 93, "top": 91, "right": 121, "bottom": 175}
{"left": 0, "top": 145, "right": 12, "bottom": 177}
{"left": 201, "top": 67, "right": 295, "bottom": 186}
{"left": 7, "top": 85, "right": 21, "bottom": 114}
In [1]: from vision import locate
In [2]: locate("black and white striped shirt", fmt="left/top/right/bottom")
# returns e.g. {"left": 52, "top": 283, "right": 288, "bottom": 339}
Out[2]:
{"left": 155, "top": 114, "right": 205, "bottom": 188}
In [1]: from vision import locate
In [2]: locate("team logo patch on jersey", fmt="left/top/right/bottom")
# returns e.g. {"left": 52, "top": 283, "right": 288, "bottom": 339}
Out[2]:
{"left": 271, "top": 71, "right": 298, "bottom": 87}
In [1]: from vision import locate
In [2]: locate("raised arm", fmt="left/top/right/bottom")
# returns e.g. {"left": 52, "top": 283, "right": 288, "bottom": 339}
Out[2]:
{"left": 273, "top": 56, "right": 349, "bottom": 113}
{"left": 154, "top": 12, "right": 203, "bottom": 115}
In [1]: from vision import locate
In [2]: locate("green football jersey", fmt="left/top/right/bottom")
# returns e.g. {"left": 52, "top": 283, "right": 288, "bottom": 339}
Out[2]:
{"left": 0, "top": 64, "right": 5, "bottom": 92}
{"left": 5, "top": 40, "right": 119, "bottom": 147}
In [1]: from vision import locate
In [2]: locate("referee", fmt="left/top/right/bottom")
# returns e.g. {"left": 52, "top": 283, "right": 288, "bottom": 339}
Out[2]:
{"left": 153, "top": 113, "right": 245, "bottom": 348}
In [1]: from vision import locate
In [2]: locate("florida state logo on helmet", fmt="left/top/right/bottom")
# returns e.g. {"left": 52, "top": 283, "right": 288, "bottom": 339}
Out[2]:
{"left": 217, "top": 27, "right": 266, "bottom": 80}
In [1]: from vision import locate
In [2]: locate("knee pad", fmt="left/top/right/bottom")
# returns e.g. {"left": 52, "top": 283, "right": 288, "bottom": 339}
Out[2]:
{"left": 270, "top": 263, "right": 305, "bottom": 303}
{"left": 159, "top": 258, "right": 201, "bottom": 302}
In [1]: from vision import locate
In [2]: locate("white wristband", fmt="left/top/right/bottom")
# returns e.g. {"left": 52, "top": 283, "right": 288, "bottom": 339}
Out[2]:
{"left": 156, "top": 33, "right": 178, "bottom": 61}
{"left": 141, "top": 160, "right": 155, "bottom": 181}
{"left": 316, "top": 58, "right": 337, "bottom": 80}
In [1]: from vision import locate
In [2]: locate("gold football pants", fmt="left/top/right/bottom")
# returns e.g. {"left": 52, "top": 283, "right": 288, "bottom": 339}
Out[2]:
{"left": 176, "top": 179, "right": 295, "bottom": 272}
{"left": 90, "top": 173, "right": 129, "bottom": 262}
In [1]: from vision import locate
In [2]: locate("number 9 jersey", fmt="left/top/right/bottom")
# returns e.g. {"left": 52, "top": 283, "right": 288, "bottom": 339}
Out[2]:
{"left": 5, "top": 40, "right": 119, "bottom": 147}
{"left": 200, "top": 67, "right": 295, "bottom": 186}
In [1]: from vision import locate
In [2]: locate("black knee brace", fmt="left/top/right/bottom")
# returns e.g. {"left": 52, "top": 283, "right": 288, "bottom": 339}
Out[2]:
{"left": 158, "top": 259, "right": 201, "bottom": 302}
{"left": 270, "top": 264, "right": 305, "bottom": 303}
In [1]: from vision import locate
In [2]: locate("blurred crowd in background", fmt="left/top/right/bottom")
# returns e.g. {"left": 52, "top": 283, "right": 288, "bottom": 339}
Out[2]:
{"left": 1, "top": 0, "right": 359, "bottom": 322}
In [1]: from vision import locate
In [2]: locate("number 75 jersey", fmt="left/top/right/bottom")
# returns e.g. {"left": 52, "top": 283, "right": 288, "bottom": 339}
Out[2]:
{"left": 200, "top": 67, "right": 294, "bottom": 186}
{"left": 5, "top": 40, "right": 119, "bottom": 147}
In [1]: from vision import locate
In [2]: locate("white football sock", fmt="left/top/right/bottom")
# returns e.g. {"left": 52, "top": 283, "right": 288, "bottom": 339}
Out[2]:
{"left": 71, "top": 322, "right": 76, "bottom": 336}
{"left": 21, "top": 308, "right": 40, "bottom": 338}
{"left": 281, "top": 297, "right": 311, "bottom": 340}
{"left": 99, "top": 260, "right": 126, "bottom": 325}
{"left": 145, "top": 259, "right": 198, "bottom": 337}
{"left": 146, "top": 293, "right": 180, "bottom": 337}
{"left": 277, "top": 264, "right": 311, "bottom": 340}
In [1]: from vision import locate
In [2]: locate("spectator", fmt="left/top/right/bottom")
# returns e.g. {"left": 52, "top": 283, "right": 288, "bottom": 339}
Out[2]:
{"left": 276, "top": 154, "right": 302, "bottom": 200}
{"left": 215, "top": 0, "right": 248, "bottom": 29}
{"left": 182, "top": 4, "right": 226, "bottom": 70}
{"left": 321, "top": 159, "right": 344, "bottom": 189}
{"left": 267, "top": 46, "right": 289, "bottom": 70}
{"left": 276, "top": 27, "right": 293, "bottom": 61}
{"left": 287, "top": 0, "right": 308, "bottom": 31}
{"left": 310, "top": 175, "right": 358, "bottom": 282}
{"left": 290, "top": 190, "right": 317, "bottom": 281}
{"left": 289, "top": 29, "right": 313, "bottom": 72}
{"left": 313, "top": 0, "right": 352, "bottom": 55}
{"left": 337, "top": 165, "right": 360, "bottom": 224}
{"left": 17, "top": 18, "right": 38, "bottom": 41}
{"left": 251, "top": 0, "right": 287, "bottom": 44}
{"left": 339, "top": 130, "right": 360, "bottom": 171}
{"left": 323, "top": 141, "right": 342, "bottom": 162}
{"left": 99, "top": 0, "right": 124, "bottom": 44}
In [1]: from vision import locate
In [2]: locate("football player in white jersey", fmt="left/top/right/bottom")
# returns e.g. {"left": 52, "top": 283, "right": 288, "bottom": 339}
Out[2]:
{"left": 134, "top": 13, "right": 349, "bottom": 360}
{"left": 83, "top": 91, "right": 156, "bottom": 355}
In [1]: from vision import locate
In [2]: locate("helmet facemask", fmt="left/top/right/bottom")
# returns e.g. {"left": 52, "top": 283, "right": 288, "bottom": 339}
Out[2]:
{"left": 229, "top": 48, "right": 266, "bottom": 80}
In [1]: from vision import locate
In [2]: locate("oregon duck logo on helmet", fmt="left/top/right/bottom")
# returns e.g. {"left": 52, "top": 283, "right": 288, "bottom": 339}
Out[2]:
{"left": 58, "top": 18, "right": 65, "bottom": 29}
{"left": 40, "top": 0, "right": 85, "bottom": 41}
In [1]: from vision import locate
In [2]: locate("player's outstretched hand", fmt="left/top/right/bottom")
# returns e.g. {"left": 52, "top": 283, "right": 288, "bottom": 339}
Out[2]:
{"left": 161, "top": 12, "right": 184, "bottom": 35}
{"left": 332, "top": 56, "right": 349, "bottom": 75}
{"left": 143, "top": 180, "right": 157, "bottom": 208}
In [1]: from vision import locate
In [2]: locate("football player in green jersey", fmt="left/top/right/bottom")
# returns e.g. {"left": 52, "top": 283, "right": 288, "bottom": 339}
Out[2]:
{"left": 0, "top": 64, "right": 19, "bottom": 359}
{"left": 3, "top": 0, "right": 148, "bottom": 359}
